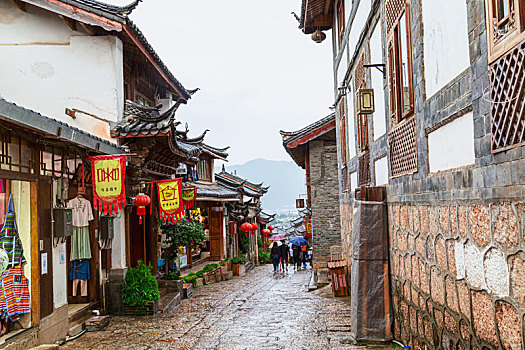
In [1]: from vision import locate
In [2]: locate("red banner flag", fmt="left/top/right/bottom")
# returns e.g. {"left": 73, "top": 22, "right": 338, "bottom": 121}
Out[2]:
{"left": 157, "top": 178, "right": 184, "bottom": 223}
{"left": 88, "top": 155, "right": 126, "bottom": 215}
{"left": 182, "top": 187, "right": 197, "bottom": 210}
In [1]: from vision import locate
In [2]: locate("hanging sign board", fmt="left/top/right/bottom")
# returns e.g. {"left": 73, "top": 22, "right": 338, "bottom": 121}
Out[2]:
{"left": 306, "top": 221, "right": 312, "bottom": 238}
{"left": 157, "top": 178, "right": 184, "bottom": 223}
{"left": 88, "top": 155, "right": 126, "bottom": 215}
{"left": 182, "top": 188, "right": 197, "bottom": 209}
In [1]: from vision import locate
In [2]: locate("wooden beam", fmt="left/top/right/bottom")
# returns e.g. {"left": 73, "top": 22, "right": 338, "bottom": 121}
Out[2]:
{"left": 79, "top": 22, "right": 98, "bottom": 36}
{"left": 59, "top": 15, "right": 77, "bottom": 31}
{"left": 324, "top": 0, "right": 332, "bottom": 14}
{"left": 9, "top": 0, "right": 26, "bottom": 12}
{"left": 30, "top": 182, "right": 40, "bottom": 326}
{"left": 313, "top": 14, "right": 333, "bottom": 27}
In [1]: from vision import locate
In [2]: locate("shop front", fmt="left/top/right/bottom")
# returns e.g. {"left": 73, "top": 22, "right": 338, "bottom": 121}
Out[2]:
{"left": 0, "top": 99, "right": 125, "bottom": 347}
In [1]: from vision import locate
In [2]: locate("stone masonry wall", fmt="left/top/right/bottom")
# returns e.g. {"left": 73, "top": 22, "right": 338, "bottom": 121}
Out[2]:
{"left": 309, "top": 140, "right": 341, "bottom": 265}
{"left": 389, "top": 202, "right": 525, "bottom": 349}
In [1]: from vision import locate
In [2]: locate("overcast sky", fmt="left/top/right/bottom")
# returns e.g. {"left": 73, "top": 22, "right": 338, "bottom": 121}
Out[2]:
{"left": 117, "top": 0, "right": 334, "bottom": 165}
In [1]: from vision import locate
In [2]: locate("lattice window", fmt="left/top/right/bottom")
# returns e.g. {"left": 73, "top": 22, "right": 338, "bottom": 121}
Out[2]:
{"left": 388, "top": 117, "right": 418, "bottom": 177}
{"left": 358, "top": 150, "right": 371, "bottom": 186}
{"left": 385, "top": 0, "right": 405, "bottom": 34}
{"left": 354, "top": 54, "right": 367, "bottom": 93}
{"left": 490, "top": 39, "right": 525, "bottom": 152}
{"left": 341, "top": 166, "right": 349, "bottom": 192}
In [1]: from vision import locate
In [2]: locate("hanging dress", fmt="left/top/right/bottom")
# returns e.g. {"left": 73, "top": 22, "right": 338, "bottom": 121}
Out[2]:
{"left": 0, "top": 196, "right": 25, "bottom": 267}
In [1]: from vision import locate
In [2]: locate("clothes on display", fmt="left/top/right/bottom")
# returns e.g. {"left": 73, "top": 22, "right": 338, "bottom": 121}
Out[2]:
{"left": 0, "top": 195, "right": 30, "bottom": 323}
{"left": 67, "top": 196, "right": 94, "bottom": 227}
{"left": 70, "top": 226, "right": 91, "bottom": 261}
{"left": 0, "top": 197, "right": 25, "bottom": 267}
{"left": 0, "top": 264, "right": 30, "bottom": 322}
{"left": 67, "top": 196, "right": 94, "bottom": 261}
{"left": 70, "top": 260, "right": 90, "bottom": 297}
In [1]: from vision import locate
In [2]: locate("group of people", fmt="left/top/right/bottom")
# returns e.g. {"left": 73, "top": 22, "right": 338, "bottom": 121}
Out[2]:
{"left": 269, "top": 239, "right": 312, "bottom": 273}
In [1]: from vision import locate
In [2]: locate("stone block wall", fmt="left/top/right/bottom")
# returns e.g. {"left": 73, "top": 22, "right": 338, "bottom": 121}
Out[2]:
{"left": 309, "top": 140, "right": 341, "bottom": 265}
{"left": 389, "top": 202, "right": 525, "bottom": 349}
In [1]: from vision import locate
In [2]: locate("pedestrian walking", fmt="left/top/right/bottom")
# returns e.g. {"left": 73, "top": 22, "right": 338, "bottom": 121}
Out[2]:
{"left": 301, "top": 244, "right": 307, "bottom": 269}
{"left": 289, "top": 243, "right": 294, "bottom": 266}
{"left": 270, "top": 241, "right": 281, "bottom": 273}
{"left": 279, "top": 240, "right": 289, "bottom": 273}
{"left": 292, "top": 244, "right": 302, "bottom": 270}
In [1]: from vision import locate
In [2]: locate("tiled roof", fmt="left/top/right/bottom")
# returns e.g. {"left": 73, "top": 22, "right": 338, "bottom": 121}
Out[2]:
{"left": 216, "top": 167, "right": 269, "bottom": 198}
{"left": 298, "top": 208, "right": 312, "bottom": 218}
{"left": 280, "top": 113, "right": 335, "bottom": 145}
{"left": 58, "top": 0, "right": 141, "bottom": 19}
{"left": 280, "top": 113, "right": 335, "bottom": 168}
{"left": 257, "top": 211, "right": 276, "bottom": 224}
{"left": 291, "top": 217, "right": 304, "bottom": 227}
{"left": 112, "top": 100, "right": 181, "bottom": 138}
{"left": 190, "top": 182, "right": 239, "bottom": 200}
{"left": 0, "top": 98, "right": 125, "bottom": 154}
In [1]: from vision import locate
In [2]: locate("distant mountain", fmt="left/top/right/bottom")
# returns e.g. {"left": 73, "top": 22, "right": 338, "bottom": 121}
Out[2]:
{"left": 216, "top": 158, "right": 305, "bottom": 212}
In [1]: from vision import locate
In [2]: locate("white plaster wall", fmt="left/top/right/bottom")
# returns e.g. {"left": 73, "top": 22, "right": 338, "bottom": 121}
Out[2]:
{"left": 50, "top": 180, "right": 67, "bottom": 308}
{"left": 348, "top": 0, "right": 371, "bottom": 55}
{"left": 347, "top": 82, "right": 357, "bottom": 159}
{"left": 350, "top": 171, "right": 358, "bottom": 192}
{"left": 428, "top": 112, "right": 475, "bottom": 173}
{"left": 374, "top": 156, "right": 388, "bottom": 185}
{"left": 0, "top": 0, "right": 74, "bottom": 44}
{"left": 111, "top": 211, "right": 127, "bottom": 268}
{"left": 0, "top": 3, "right": 124, "bottom": 141}
{"left": 422, "top": 0, "right": 470, "bottom": 98}
{"left": 337, "top": 48, "right": 348, "bottom": 87}
{"left": 370, "top": 23, "right": 386, "bottom": 140}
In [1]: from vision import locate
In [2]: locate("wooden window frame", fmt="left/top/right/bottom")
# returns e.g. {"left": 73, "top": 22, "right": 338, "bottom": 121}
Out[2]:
{"left": 387, "top": 2, "right": 414, "bottom": 125}
{"left": 197, "top": 158, "right": 212, "bottom": 182}
{"left": 486, "top": 0, "right": 525, "bottom": 63}
{"left": 336, "top": 0, "right": 346, "bottom": 46}
{"left": 338, "top": 97, "right": 348, "bottom": 167}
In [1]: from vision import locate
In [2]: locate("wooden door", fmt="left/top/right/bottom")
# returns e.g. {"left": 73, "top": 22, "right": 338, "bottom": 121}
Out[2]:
{"left": 38, "top": 178, "right": 53, "bottom": 318}
{"left": 209, "top": 210, "right": 223, "bottom": 261}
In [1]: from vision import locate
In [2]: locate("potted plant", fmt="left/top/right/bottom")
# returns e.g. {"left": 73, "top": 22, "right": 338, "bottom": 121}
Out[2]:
{"left": 159, "top": 269, "right": 183, "bottom": 294}
{"left": 258, "top": 251, "right": 271, "bottom": 264}
{"left": 182, "top": 273, "right": 197, "bottom": 298}
{"left": 161, "top": 218, "right": 206, "bottom": 268}
{"left": 231, "top": 256, "right": 247, "bottom": 276}
{"left": 121, "top": 260, "right": 159, "bottom": 315}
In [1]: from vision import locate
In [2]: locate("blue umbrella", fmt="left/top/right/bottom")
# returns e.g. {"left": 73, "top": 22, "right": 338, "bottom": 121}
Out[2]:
{"left": 290, "top": 236, "right": 308, "bottom": 246}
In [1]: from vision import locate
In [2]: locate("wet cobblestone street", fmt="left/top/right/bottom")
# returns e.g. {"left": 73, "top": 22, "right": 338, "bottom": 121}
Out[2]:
{"left": 62, "top": 265, "right": 393, "bottom": 349}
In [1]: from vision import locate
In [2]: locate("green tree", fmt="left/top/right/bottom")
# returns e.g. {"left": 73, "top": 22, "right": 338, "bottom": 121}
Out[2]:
{"left": 161, "top": 218, "right": 206, "bottom": 261}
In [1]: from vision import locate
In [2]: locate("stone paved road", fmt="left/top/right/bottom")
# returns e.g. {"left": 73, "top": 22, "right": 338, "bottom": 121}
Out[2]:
{"left": 62, "top": 265, "right": 394, "bottom": 349}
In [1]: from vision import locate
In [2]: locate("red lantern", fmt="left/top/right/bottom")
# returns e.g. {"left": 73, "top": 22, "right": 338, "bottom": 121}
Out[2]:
{"left": 240, "top": 222, "right": 253, "bottom": 232}
{"left": 134, "top": 193, "right": 151, "bottom": 225}
{"left": 268, "top": 225, "right": 275, "bottom": 231}
{"left": 251, "top": 223, "right": 259, "bottom": 232}
{"left": 262, "top": 229, "right": 271, "bottom": 237}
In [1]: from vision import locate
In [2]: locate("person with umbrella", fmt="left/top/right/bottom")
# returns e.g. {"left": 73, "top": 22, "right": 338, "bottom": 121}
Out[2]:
{"left": 278, "top": 240, "right": 289, "bottom": 273}
{"left": 290, "top": 236, "right": 308, "bottom": 271}
{"left": 269, "top": 240, "right": 281, "bottom": 273}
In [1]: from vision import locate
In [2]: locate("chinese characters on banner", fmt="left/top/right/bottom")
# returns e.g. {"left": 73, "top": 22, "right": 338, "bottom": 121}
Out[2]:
{"left": 182, "top": 187, "right": 196, "bottom": 209}
{"left": 157, "top": 178, "right": 184, "bottom": 223}
{"left": 306, "top": 221, "right": 312, "bottom": 238}
{"left": 88, "top": 155, "right": 126, "bottom": 215}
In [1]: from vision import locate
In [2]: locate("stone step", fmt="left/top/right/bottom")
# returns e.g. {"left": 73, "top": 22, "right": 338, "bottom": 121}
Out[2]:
{"left": 158, "top": 292, "right": 181, "bottom": 313}
{"left": 29, "top": 345, "right": 59, "bottom": 350}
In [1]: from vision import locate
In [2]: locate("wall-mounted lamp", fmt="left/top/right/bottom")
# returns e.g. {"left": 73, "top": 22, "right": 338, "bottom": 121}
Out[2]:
{"left": 356, "top": 88, "right": 375, "bottom": 114}
{"left": 312, "top": 29, "right": 327, "bottom": 43}
{"left": 338, "top": 85, "right": 348, "bottom": 95}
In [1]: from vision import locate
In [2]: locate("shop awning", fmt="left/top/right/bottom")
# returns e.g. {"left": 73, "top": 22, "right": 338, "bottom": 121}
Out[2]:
{"left": 0, "top": 98, "right": 125, "bottom": 155}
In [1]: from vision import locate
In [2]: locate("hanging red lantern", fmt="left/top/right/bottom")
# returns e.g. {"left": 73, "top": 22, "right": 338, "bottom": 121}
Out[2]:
{"left": 262, "top": 229, "right": 271, "bottom": 237}
{"left": 251, "top": 223, "right": 259, "bottom": 232}
{"left": 268, "top": 225, "right": 275, "bottom": 231}
{"left": 134, "top": 193, "right": 151, "bottom": 225}
{"left": 240, "top": 222, "right": 253, "bottom": 232}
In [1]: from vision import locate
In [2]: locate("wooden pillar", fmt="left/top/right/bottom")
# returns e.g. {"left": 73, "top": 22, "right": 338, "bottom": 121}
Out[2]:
{"left": 30, "top": 182, "right": 40, "bottom": 326}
